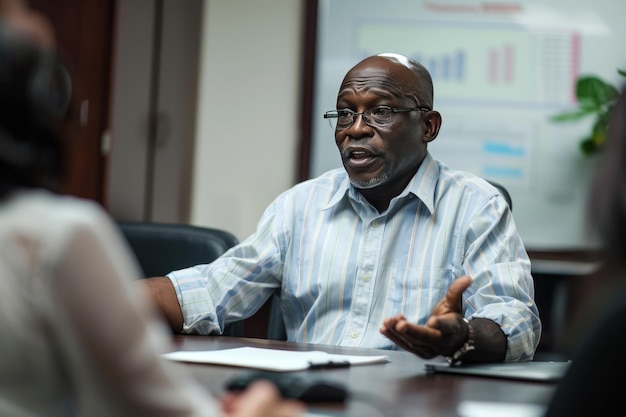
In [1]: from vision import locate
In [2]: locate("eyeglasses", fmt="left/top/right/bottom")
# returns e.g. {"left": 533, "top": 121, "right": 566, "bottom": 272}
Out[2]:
{"left": 323, "top": 106, "right": 430, "bottom": 130}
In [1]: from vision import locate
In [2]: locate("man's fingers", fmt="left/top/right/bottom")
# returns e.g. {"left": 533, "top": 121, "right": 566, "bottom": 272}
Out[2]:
{"left": 445, "top": 275, "right": 472, "bottom": 308}
{"left": 384, "top": 325, "right": 441, "bottom": 358}
{"left": 384, "top": 321, "right": 442, "bottom": 344}
{"left": 380, "top": 314, "right": 406, "bottom": 334}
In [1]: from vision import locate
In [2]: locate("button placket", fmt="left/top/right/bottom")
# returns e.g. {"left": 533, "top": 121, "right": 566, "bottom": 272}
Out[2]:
{"left": 342, "top": 216, "right": 385, "bottom": 346}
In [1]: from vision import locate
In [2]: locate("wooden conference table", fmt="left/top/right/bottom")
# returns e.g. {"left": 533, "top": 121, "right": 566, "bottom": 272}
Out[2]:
{"left": 171, "top": 335, "right": 556, "bottom": 417}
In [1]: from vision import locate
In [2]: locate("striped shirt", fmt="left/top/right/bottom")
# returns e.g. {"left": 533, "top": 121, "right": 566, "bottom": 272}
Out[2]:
{"left": 169, "top": 152, "right": 541, "bottom": 361}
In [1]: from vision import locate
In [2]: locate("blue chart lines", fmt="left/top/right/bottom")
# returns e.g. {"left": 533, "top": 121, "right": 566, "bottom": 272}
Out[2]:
{"left": 414, "top": 50, "right": 466, "bottom": 82}
{"left": 357, "top": 21, "right": 578, "bottom": 105}
{"left": 429, "top": 122, "right": 532, "bottom": 185}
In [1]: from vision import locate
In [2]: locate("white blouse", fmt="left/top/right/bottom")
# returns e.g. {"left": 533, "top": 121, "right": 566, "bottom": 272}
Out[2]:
{"left": 0, "top": 190, "right": 218, "bottom": 417}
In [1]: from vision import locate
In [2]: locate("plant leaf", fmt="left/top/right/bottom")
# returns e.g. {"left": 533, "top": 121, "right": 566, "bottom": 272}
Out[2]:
{"left": 549, "top": 71, "right": 621, "bottom": 157}
{"left": 576, "top": 76, "right": 619, "bottom": 107}
{"left": 579, "top": 136, "right": 597, "bottom": 156}
{"left": 550, "top": 108, "right": 596, "bottom": 122}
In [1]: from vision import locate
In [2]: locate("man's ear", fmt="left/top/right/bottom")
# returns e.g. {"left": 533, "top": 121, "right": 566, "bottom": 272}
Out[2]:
{"left": 422, "top": 110, "right": 442, "bottom": 143}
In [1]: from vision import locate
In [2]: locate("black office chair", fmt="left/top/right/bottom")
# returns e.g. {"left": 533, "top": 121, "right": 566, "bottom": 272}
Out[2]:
{"left": 267, "top": 292, "right": 287, "bottom": 341}
{"left": 266, "top": 180, "right": 515, "bottom": 341}
{"left": 486, "top": 179, "right": 513, "bottom": 211}
{"left": 117, "top": 221, "right": 243, "bottom": 336}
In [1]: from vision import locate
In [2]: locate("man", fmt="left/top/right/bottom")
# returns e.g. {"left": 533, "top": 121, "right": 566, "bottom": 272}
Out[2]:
{"left": 144, "top": 53, "right": 540, "bottom": 363}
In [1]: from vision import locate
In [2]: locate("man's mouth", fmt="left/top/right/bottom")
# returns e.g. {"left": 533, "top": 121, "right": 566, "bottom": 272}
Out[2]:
{"left": 342, "top": 147, "right": 380, "bottom": 169}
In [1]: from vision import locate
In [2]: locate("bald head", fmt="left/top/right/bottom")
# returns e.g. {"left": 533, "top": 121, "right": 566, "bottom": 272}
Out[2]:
{"left": 344, "top": 53, "right": 434, "bottom": 109}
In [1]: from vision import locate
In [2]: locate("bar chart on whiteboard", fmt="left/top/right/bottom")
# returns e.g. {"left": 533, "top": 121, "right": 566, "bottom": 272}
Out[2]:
{"left": 354, "top": 20, "right": 579, "bottom": 188}
{"left": 309, "top": 0, "right": 626, "bottom": 249}
{"left": 310, "top": 0, "right": 625, "bottom": 248}
{"left": 355, "top": 21, "right": 578, "bottom": 106}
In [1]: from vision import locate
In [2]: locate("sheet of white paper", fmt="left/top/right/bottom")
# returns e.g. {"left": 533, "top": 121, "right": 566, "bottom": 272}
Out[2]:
{"left": 458, "top": 401, "right": 546, "bottom": 417}
{"left": 163, "top": 346, "right": 389, "bottom": 372}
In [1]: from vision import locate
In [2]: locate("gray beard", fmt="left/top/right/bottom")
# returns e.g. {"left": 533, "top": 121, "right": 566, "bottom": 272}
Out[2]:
{"left": 350, "top": 172, "right": 388, "bottom": 189}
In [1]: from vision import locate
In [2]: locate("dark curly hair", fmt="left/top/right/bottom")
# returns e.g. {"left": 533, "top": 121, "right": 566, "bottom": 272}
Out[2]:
{"left": 0, "top": 22, "right": 71, "bottom": 198}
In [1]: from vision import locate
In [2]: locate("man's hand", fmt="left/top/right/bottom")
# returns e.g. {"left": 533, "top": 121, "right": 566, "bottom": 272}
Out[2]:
{"left": 380, "top": 275, "right": 507, "bottom": 362}
{"left": 379, "top": 275, "right": 472, "bottom": 358}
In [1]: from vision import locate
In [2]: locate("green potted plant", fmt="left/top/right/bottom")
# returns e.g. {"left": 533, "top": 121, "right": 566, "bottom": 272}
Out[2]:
{"left": 550, "top": 69, "right": 626, "bottom": 156}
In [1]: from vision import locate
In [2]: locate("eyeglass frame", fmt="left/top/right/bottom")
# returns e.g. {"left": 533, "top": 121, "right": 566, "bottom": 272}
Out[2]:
{"left": 323, "top": 105, "right": 431, "bottom": 130}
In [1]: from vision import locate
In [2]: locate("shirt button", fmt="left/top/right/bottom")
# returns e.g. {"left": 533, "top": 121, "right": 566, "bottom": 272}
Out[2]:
{"left": 351, "top": 331, "right": 359, "bottom": 338}
{"left": 372, "top": 220, "right": 380, "bottom": 227}
{"left": 362, "top": 275, "right": 370, "bottom": 282}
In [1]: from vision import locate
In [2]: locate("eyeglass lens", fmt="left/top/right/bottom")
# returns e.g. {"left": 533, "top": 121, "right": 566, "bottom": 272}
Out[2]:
{"left": 326, "top": 107, "right": 409, "bottom": 130}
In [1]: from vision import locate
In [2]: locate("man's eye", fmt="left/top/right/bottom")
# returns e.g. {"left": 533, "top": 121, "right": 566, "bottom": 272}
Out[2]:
{"left": 372, "top": 107, "right": 392, "bottom": 116}
{"left": 337, "top": 110, "right": 353, "bottom": 118}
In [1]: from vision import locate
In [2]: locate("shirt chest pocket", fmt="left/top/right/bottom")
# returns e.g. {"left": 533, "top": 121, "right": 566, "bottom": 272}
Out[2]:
{"left": 382, "top": 267, "right": 453, "bottom": 323}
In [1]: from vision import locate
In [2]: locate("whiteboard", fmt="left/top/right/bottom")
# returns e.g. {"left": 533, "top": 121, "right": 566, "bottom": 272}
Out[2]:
{"left": 309, "top": 0, "right": 626, "bottom": 250}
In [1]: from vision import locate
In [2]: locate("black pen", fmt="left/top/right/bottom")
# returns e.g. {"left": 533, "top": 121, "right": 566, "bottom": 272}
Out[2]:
{"left": 307, "top": 360, "right": 351, "bottom": 369}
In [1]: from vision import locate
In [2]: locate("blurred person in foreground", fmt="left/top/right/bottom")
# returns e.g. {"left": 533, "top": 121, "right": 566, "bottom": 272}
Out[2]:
{"left": 543, "top": 85, "right": 626, "bottom": 416}
{"left": 0, "top": 2, "right": 304, "bottom": 416}
{"left": 144, "top": 52, "right": 541, "bottom": 364}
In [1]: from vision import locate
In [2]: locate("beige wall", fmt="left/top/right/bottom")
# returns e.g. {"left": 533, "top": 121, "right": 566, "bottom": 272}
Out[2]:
{"left": 190, "top": 0, "right": 303, "bottom": 240}
{"left": 108, "top": 0, "right": 203, "bottom": 224}
{"left": 107, "top": 0, "right": 303, "bottom": 240}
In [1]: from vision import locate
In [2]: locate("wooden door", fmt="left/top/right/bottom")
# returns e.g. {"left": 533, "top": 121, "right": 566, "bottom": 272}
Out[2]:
{"left": 29, "top": 0, "right": 115, "bottom": 204}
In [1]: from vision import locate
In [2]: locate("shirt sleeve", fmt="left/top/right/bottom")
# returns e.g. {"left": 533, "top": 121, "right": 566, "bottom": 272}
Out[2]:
{"left": 462, "top": 194, "right": 541, "bottom": 361}
{"left": 48, "top": 208, "right": 219, "bottom": 417}
{"left": 168, "top": 200, "right": 284, "bottom": 335}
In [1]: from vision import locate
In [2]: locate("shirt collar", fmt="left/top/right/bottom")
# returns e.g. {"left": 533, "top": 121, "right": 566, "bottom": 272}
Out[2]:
{"left": 322, "top": 152, "right": 439, "bottom": 214}
{"left": 323, "top": 174, "right": 351, "bottom": 210}
{"left": 410, "top": 152, "right": 438, "bottom": 214}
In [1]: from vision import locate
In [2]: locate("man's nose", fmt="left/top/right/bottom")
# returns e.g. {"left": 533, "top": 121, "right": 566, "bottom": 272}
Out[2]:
{"left": 349, "top": 112, "right": 373, "bottom": 131}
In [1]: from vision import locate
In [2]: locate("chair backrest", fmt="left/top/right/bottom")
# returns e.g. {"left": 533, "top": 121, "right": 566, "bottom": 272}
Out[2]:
{"left": 117, "top": 222, "right": 239, "bottom": 277}
{"left": 486, "top": 179, "right": 513, "bottom": 211}
{"left": 117, "top": 221, "right": 243, "bottom": 336}
{"left": 267, "top": 293, "right": 287, "bottom": 341}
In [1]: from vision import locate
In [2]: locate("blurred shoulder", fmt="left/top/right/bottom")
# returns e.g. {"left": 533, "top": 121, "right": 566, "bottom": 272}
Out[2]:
{"left": 2, "top": 189, "right": 113, "bottom": 243}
